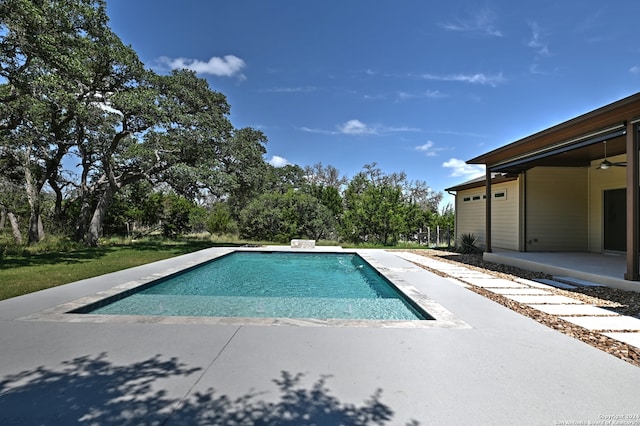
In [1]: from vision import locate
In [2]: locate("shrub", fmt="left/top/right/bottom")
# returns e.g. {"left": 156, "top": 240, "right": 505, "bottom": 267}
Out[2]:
{"left": 457, "top": 233, "right": 481, "bottom": 254}
{"left": 206, "top": 204, "right": 238, "bottom": 236}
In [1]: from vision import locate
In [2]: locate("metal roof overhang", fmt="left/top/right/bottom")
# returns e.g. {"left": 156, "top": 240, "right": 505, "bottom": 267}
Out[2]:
{"left": 490, "top": 125, "right": 627, "bottom": 173}
{"left": 445, "top": 173, "right": 517, "bottom": 192}
{"left": 467, "top": 92, "right": 640, "bottom": 173}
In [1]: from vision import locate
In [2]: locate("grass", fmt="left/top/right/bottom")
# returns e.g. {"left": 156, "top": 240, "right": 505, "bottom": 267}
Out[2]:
{"left": 0, "top": 237, "right": 234, "bottom": 301}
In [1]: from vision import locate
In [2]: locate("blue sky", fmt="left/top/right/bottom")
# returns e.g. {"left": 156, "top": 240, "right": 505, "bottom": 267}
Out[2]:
{"left": 106, "top": 0, "right": 640, "bottom": 207}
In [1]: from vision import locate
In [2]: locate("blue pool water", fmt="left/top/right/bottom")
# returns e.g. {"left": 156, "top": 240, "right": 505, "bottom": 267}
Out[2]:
{"left": 77, "top": 252, "right": 431, "bottom": 320}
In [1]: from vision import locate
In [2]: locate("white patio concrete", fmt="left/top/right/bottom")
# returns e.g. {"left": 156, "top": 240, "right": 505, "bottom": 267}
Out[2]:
{"left": 485, "top": 251, "right": 640, "bottom": 292}
{"left": 1, "top": 248, "right": 640, "bottom": 425}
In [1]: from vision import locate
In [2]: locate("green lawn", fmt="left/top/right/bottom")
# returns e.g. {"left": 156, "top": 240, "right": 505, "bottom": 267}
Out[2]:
{"left": 0, "top": 239, "right": 224, "bottom": 301}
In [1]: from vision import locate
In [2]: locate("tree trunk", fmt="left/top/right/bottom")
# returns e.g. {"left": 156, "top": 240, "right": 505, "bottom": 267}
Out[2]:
{"left": 74, "top": 143, "right": 93, "bottom": 242}
{"left": 86, "top": 186, "right": 114, "bottom": 246}
{"left": 75, "top": 196, "right": 91, "bottom": 242}
{"left": 24, "top": 153, "right": 44, "bottom": 244}
{"left": 0, "top": 204, "right": 6, "bottom": 229}
{"left": 49, "top": 178, "right": 65, "bottom": 231}
{"left": 37, "top": 214, "right": 45, "bottom": 240}
{"left": 27, "top": 208, "right": 41, "bottom": 244}
{"left": 7, "top": 211, "right": 22, "bottom": 244}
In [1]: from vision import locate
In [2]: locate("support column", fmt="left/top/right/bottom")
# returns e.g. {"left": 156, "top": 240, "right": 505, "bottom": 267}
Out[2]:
{"left": 485, "top": 168, "right": 492, "bottom": 253}
{"left": 625, "top": 121, "right": 639, "bottom": 281}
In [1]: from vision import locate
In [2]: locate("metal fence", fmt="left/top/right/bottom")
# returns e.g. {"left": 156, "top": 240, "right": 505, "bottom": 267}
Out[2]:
{"left": 408, "top": 226, "right": 454, "bottom": 248}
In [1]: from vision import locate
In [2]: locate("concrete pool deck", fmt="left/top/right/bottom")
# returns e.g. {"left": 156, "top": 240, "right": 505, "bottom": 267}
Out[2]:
{"left": 1, "top": 247, "right": 639, "bottom": 424}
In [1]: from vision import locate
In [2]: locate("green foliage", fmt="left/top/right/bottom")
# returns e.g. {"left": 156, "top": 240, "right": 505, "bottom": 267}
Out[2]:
{"left": 263, "top": 164, "right": 308, "bottom": 194}
{"left": 457, "top": 233, "right": 481, "bottom": 254}
{"left": 341, "top": 167, "right": 430, "bottom": 246}
{"left": 1, "top": 0, "right": 145, "bottom": 244}
{"left": 310, "top": 185, "right": 343, "bottom": 220}
{"left": 239, "top": 190, "right": 335, "bottom": 243}
{"left": 160, "top": 194, "right": 196, "bottom": 238}
{"left": 188, "top": 205, "right": 209, "bottom": 234}
{"left": 220, "top": 128, "right": 269, "bottom": 215}
{"left": 206, "top": 203, "right": 238, "bottom": 236}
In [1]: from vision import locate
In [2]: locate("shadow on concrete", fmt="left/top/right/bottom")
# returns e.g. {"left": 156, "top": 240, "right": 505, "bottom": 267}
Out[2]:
{"left": 0, "top": 353, "right": 419, "bottom": 425}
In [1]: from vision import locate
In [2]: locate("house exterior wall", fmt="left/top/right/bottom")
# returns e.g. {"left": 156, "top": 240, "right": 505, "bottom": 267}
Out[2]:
{"left": 588, "top": 153, "right": 627, "bottom": 252}
{"left": 455, "top": 180, "right": 519, "bottom": 251}
{"left": 524, "top": 167, "right": 588, "bottom": 251}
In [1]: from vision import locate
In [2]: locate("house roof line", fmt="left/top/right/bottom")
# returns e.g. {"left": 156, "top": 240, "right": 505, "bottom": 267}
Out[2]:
{"left": 467, "top": 92, "right": 640, "bottom": 167}
{"left": 445, "top": 173, "right": 517, "bottom": 192}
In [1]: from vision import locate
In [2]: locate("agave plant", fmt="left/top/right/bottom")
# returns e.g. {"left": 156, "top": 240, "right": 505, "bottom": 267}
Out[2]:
{"left": 458, "top": 233, "right": 481, "bottom": 254}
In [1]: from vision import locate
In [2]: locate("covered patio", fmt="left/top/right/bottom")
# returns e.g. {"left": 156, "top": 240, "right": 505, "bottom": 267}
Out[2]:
{"left": 466, "top": 92, "right": 640, "bottom": 289}
{"left": 484, "top": 250, "right": 637, "bottom": 291}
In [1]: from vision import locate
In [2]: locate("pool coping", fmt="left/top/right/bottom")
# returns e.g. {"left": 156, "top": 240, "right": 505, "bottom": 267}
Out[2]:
{"left": 18, "top": 247, "right": 471, "bottom": 329}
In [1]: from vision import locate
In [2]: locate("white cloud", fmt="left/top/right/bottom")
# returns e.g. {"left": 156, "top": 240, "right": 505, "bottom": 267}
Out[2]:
{"left": 442, "top": 158, "right": 485, "bottom": 178}
{"left": 419, "top": 72, "right": 504, "bottom": 87}
{"left": 441, "top": 8, "right": 502, "bottom": 37}
{"left": 529, "top": 64, "right": 547, "bottom": 75}
{"left": 527, "top": 22, "right": 551, "bottom": 57}
{"left": 299, "top": 126, "right": 337, "bottom": 135}
{"left": 415, "top": 141, "right": 437, "bottom": 157}
{"left": 268, "top": 155, "right": 290, "bottom": 167}
{"left": 630, "top": 65, "right": 640, "bottom": 75}
{"left": 339, "top": 119, "right": 377, "bottom": 135}
{"left": 158, "top": 55, "right": 246, "bottom": 78}
{"left": 300, "top": 120, "right": 419, "bottom": 136}
{"left": 261, "top": 86, "right": 319, "bottom": 93}
{"left": 433, "top": 129, "right": 487, "bottom": 138}
{"left": 384, "top": 125, "right": 421, "bottom": 133}
{"left": 396, "top": 89, "right": 446, "bottom": 101}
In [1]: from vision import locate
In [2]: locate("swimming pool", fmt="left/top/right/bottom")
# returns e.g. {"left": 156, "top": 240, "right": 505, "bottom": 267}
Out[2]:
{"left": 72, "top": 252, "right": 433, "bottom": 321}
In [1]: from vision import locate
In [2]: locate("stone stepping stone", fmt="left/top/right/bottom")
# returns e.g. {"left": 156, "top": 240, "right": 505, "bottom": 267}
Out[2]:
{"left": 488, "top": 288, "right": 552, "bottom": 295}
{"left": 553, "top": 276, "right": 602, "bottom": 287}
{"left": 463, "top": 278, "right": 527, "bottom": 288}
{"left": 560, "top": 316, "right": 640, "bottom": 331}
{"left": 603, "top": 332, "right": 640, "bottom": 349}
{"left": 515, "top": 278, "right": 555, "bottom": 290}
{"left": 447, "top": 271, "right": 495, "bottom": 279}
{"left": 528, "top": 304, "right": 620, "bottom": 316}
{"left": 504, "top": 294, "right": 583, "bottom": 304}
{"left": 533, "top": 278, "right": 577, "bottom": 290}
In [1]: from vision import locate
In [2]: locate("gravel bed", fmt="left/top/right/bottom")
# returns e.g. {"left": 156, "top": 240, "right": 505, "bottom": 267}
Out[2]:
{"left": 399, "top": 249, "right": 640, "bottom": 368}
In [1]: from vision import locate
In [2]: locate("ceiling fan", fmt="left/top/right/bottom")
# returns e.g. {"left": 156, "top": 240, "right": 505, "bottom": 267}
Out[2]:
{"left": 597, "top": 141, "right": 626, "bottom": 169}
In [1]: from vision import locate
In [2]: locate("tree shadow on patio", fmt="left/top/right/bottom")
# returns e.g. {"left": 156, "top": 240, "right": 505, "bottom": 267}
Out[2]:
{"left": 0, "top": 353, "right": 420, "bottom": 425}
